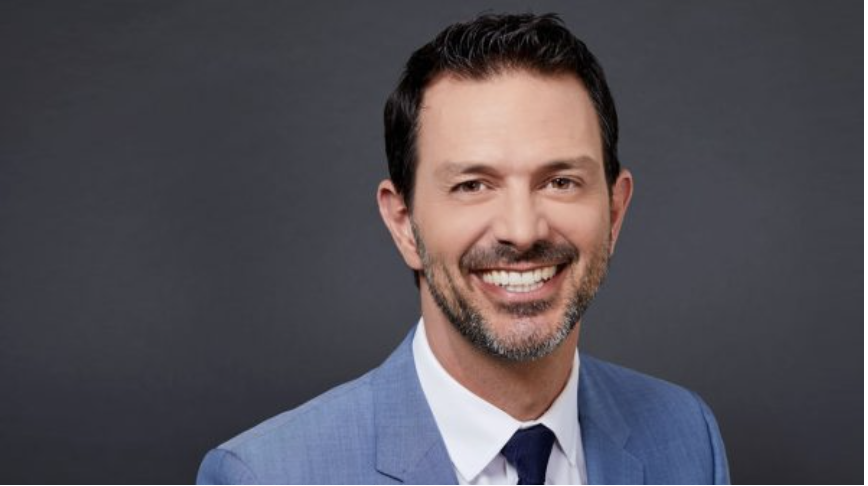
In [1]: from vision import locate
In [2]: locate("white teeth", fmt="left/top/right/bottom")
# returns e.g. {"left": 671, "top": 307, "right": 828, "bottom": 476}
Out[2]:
{"left": 504, "top": 281, "right": 545, "bottom": 293}
{"left": 479, "top": 265, "right": 558, "bottom": 290}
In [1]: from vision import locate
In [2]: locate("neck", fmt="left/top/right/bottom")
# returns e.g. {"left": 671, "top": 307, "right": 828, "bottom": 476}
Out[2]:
{"left": 420, "top": 292, "right": 579, "bottom": 422}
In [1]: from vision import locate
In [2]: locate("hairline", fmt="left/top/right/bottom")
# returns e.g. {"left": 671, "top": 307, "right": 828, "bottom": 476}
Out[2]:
{"left": 403, "top": 67, "right": 615, "bottom": 212}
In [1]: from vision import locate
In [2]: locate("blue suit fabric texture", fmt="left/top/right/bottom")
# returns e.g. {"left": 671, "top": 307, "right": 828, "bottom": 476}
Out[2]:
{"left": 197, "top": 327, "right": 730, "bottom": 484}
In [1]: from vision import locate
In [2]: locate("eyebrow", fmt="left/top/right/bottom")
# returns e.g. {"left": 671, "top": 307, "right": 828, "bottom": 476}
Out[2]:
{"left": 435, "top": 156, "right": 599, "bottom": 179}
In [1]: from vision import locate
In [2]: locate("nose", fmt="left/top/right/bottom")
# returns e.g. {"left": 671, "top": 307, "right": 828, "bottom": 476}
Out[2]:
{"left": 491, "top": 191, "right": 550, "bottom": 251}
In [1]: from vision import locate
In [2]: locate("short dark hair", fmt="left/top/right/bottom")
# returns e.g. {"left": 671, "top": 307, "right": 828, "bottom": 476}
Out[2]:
{"left": 384, "top": 12, "right": 621, "bottom": 209}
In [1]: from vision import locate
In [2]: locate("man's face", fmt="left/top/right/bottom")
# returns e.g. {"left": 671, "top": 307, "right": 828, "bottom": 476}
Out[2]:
{"left": 384, "top": 70, "right": 631, "bottom": 361}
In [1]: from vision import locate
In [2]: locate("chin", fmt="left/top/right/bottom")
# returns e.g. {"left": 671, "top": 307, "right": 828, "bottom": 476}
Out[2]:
{"left": 477, "top": 311, "right": 576, "bottom": 362}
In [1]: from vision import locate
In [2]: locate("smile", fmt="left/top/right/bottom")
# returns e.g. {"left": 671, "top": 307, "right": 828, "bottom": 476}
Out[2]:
{"left": 478, "top": 265, "right": 559, "bottom": 293}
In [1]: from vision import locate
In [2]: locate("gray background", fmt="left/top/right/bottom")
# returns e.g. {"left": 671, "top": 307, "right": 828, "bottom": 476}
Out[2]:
{"left": 0, "top": 1, "right": 862, "bottom": 484}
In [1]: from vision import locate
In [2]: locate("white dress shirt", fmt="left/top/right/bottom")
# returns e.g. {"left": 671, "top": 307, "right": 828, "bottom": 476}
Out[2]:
{"left": 413, "top": 318, "right": 588, "bottom": 485}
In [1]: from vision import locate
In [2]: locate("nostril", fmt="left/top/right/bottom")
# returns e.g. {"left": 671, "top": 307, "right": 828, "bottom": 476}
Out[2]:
{"left": 491, "top": 209, "right": 550, "bottom": 250}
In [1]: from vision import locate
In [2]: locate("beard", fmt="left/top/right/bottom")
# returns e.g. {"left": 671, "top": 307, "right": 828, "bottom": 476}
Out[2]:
{"left": 412, "top": 221, "right": 610, "bottom": 362}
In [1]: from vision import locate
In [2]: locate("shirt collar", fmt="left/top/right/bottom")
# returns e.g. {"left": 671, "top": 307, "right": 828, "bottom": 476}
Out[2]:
{"left": 412, "top": 318, "right": 580, "bottom": 483}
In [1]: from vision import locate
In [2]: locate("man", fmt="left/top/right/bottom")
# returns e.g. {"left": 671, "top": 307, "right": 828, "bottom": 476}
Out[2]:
{"left": 198, "top": 13, "right": 729, "bottom": 485}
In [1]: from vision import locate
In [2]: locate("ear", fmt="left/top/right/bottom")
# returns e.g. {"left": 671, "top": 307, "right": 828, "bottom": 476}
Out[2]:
{"left": 608, "top": 168, "right": 634, "bottom": 255}
{"left": 377, "top": 180, "right": 423, "bottom": 271}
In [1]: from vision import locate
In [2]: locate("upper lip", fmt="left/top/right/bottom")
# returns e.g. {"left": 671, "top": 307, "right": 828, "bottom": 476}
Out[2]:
{"left": 471, "top": 262, "right": 565, "bottom": 273}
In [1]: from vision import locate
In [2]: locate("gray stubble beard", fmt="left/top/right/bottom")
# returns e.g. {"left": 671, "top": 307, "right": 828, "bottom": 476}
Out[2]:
{"left": 413, "top": 222, "right": 610, "bottom": 362}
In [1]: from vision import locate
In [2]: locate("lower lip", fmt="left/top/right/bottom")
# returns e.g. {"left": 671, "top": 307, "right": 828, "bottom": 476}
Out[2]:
{"left": 471, "top": 265, "right": 568, "bottom": 304}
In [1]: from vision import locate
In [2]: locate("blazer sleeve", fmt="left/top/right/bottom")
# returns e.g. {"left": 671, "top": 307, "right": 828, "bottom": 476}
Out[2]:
{"left": 692, "top": 392, "right": 731, "bottom": 485}
{"left": 197, "top": 448, "right": 259, "bottom": 485}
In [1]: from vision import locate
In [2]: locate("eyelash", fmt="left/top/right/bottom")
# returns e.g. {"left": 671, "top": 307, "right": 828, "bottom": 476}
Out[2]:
{"left": 546, "top": 177, "right": 581, "bottom": 190}
{"left": 452, "top": 180, "right": 487, "bottom": 193}
{"left": 451, "top": 177, "right": 582, "bottom": 193}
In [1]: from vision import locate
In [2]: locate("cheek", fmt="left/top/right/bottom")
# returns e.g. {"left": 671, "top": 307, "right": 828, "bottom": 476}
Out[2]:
{"left": 417, "top": 204, "right": 492, "bottom": 260}
{"left": 547, "top": 204, "right": 611, "bottom": 248}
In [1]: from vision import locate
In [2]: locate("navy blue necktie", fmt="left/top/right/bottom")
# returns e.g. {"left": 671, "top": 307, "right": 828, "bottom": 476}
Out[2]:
{"left": 501, "top": 424, "right": 556, "bottom": 485}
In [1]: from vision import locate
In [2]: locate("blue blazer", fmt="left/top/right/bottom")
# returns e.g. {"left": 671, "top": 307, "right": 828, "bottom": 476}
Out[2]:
{"left": 198, "top": 328, "right": 730, "bottom": 484}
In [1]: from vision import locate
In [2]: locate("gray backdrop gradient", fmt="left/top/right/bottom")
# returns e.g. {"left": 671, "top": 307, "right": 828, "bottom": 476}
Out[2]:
{"left": 0, "top": 1, "right": 862, "bottom": 484}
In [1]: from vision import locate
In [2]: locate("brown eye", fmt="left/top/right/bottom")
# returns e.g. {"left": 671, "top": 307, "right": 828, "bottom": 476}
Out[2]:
{"left": 454, "top": 180, "right": 485, "bottom": 192}
{"left": 548, "top": 177, "right": 577, "bottom": 190}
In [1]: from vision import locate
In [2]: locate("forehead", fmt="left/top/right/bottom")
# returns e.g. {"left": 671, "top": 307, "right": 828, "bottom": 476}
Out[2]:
{"left": 416, "top": 70, "right": 603, "bottom": 174}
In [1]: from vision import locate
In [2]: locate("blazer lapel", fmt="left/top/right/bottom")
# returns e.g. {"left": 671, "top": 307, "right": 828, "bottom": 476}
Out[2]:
{"left": 370, "top": 332, "right": 646, "bottom": 484}
{"left": 578, "top": 357, "right": 645, "bottom": 485}
{"left": 372, "top": 329, "right": 458, "bottom": 484}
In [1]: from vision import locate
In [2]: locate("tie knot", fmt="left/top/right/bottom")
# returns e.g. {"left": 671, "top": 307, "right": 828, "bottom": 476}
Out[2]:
{"left": 501, "top": 424, "right": 556, "bottom": 485}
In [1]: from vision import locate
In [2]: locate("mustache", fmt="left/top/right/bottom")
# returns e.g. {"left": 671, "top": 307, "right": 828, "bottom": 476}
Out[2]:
{"left": 459, "top": 240, "right": 579, "bottom": 271}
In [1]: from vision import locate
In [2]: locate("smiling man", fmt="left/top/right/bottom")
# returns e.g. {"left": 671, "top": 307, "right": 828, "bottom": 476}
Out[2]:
{"left": 198, "top": 13, "right": 729, "bottom": 485}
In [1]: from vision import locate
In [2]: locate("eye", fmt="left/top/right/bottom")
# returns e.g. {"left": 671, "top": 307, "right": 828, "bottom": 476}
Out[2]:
{"left": 546, "top": 177, "right": 580, "bottom": 190}
{"left": 452, "top": 180, "right": 487, "bottom": 193}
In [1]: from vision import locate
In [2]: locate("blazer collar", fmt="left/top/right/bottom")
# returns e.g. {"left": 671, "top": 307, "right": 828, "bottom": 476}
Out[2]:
{"left": 370, "top": 327, "right": 644, "bottom": 485}
{"left": 578, "top": 357, "right": 645, "bottom": 485}
{"left": 372, "top": 328, "right": 458, "bottom": 484}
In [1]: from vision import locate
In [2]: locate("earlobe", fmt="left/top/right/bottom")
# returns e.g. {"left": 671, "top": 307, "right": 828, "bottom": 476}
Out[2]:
{"left": 608, "top": 169, "right": 634, "bottom": 253}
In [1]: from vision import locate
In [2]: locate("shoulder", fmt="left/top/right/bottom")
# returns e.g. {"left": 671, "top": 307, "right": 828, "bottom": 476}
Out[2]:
{"left": 197, "top": 370, "right": 379, "bottom": 484}
{"left": 580, "top": 355, "right": 730, "bottom": 484}
{"left": 223, "top": 370, "right": 376, "bottom": 452}
{"left": 581, "top": 354, "right": 703, "bottom": 412}
{"left": 197, "top": 330, "right": 421, "bottom": 484}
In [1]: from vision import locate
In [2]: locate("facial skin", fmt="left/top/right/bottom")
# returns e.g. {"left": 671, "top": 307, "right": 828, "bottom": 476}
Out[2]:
{"left": 379, "top": 70, "right": 633, "bottom": 368}
{"left": 412, "top": 220, "right": 609, "bottom": 361}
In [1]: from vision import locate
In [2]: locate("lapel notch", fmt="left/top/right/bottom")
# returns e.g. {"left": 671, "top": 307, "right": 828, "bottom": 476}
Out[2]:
{"left": 372, "top": 330, "right": 458, "bottom": 484}
{"left": 579, "top": 356, "right": 645, "bottom": 485}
